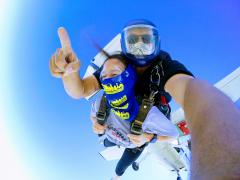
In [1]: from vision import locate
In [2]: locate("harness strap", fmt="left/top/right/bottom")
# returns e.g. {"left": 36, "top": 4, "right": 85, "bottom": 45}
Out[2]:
{"left": 130, "top": 98, "right": 154, "bottom": 135}
{"left": 96, "top": 95, "right": 108, "bottom": 125}
{"left": 131, "top": 60, "right": 170, "bottom": 135}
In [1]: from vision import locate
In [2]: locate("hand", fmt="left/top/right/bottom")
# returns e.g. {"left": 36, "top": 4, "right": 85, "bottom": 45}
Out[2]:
{"left": 127, "top": 133, "right": 154, "bottom": 147}
{"left": 92, "top": 121, "right": 107, "bottom": 135}
{"left": 49, "top": 27, "right": 80, "bottom": 78}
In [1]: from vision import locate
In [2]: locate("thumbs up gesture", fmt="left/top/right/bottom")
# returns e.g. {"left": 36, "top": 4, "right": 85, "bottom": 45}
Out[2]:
{"left": 49, "top": 27, "right": 80, "bottom": 78}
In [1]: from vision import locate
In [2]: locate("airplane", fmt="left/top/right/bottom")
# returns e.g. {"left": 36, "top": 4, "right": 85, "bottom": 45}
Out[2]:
{"left": 83, "top": 33, "right": 240, "bottom": 180}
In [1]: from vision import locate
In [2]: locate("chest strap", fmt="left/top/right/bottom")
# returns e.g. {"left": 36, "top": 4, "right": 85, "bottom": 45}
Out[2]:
{"left": 130, "top": 61, "right": 164, "bottom": 135}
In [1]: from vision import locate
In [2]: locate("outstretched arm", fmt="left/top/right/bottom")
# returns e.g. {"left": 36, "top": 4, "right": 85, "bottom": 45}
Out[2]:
{"left": 165, "top": 74, "right": 240, "bottom": 180}
{"left": 49, "top": 27, "right": 100, "bottom": 99}
{"left": 62, "top": 73, "right": 100, "bottom": 99}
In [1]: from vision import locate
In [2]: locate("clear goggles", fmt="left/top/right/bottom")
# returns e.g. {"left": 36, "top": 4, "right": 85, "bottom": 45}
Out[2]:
{"left": 122, "top": 25, "right": 158, "bottom": 56}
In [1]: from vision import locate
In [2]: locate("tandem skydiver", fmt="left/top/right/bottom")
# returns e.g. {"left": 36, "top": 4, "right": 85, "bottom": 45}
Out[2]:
{"left": 49, "top": 19, "right": 240, "bottom": 180}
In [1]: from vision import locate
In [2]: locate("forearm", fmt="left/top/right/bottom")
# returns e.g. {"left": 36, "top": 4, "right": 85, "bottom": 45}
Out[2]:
{"left": 184, "top": 79, "right": 240, "bottom": 179}
{"left": 62, "top": 72, "right": 85, "bottom": 99}
{"left": 157, "top": 136, "right": 174, "bottom": 142}
{"left": 62, "top": 72, "right": 100, "bottom": 99}
{"left": 143, "top": 133, "right": 174, "bottom": 142}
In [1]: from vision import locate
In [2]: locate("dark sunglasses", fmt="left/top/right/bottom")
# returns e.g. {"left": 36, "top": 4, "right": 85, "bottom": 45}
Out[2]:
{"left": 127, "top": 34, "right": 154, "bottom": 44}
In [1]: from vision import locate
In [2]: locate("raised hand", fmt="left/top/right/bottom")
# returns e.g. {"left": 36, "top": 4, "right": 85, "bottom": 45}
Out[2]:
{"left": 49, "top": 27, "right": 80, "bottom": 78}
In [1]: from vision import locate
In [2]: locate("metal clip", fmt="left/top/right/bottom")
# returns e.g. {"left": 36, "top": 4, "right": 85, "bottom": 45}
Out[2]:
{"left": 149, "top": 65, "right": 161, "bottom": 98}
{"left": 149, "top": 90, "right": 158, "bottom": 101}
{"left": 150, "top": 66, "right": 161, "bottom": 86}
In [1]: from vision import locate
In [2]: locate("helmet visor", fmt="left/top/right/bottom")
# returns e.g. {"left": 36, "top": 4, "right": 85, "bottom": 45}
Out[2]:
{"left": 123, "top": 25, "right": 157, "bottom": 59}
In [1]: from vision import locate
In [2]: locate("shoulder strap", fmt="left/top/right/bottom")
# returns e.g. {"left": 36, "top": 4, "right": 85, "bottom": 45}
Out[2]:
{"left": 96, "top": 95, "right": 108, "bottom": 125}
{"left": 130, "top": 58, "right": 170, "bottom": 135}
{"left": 130, "top": 98, "right": 154, "bottom": 135}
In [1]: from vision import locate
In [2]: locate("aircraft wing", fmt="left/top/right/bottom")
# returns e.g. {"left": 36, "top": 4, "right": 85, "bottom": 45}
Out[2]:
{"left": 214, "top": 66, "right": 240, "bottom": 102}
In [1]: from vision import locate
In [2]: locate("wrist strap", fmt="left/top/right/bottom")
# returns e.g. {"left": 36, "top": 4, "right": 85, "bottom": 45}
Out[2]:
{"left": 150, "top": 134, "right": 158, "bottom": 143}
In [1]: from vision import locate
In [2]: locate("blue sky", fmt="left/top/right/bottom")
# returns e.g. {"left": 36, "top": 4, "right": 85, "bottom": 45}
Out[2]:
{"left": 1, "top": 0, "right": 240, "bottom": 180}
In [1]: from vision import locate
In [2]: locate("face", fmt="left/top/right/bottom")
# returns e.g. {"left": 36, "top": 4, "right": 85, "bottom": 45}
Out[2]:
{"left": 100, "top": 58, "right": 126, "bottom": 80}
{"left": 123, "top": 27, "right": 156, "bottom": 58}
{"left": 126, "top": 27, "right": 154, "bottom": 44}
{"left": 121, "top": 24, "right": 159, "bottom": 66}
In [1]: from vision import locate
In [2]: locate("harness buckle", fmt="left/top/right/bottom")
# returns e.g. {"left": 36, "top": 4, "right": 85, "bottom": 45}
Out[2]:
{"left": 96, "top": 111, "right": 107, "bottom": 125}
{"left": 131, "top": 120, "right": 143, "bottom": 135}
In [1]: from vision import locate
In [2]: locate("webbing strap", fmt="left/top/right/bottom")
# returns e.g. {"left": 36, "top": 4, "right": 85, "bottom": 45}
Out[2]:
{"left": 130, "top": 60, "right": 167, "bottom": 135}
{"left": 130, "top": 98, "right": 154, "bottom": 135}
{"left": 96, "top": 95, "right": 108, "bottom": 125}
